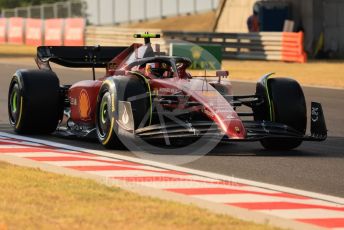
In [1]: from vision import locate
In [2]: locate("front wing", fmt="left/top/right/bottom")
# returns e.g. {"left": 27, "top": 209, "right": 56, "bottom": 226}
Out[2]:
{"left": 134, "top": 102, "right": 327, "bottom": 142}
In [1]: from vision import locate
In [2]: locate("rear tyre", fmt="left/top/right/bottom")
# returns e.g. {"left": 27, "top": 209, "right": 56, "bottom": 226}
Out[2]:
{"left": 95, "top": 76, "right": 149, "bottom": 149}
{"left": 256, "top": 77, "right": 307, "bottom": 150}
{"left": 8, "top": 69, "right": 61, "bottom": 134}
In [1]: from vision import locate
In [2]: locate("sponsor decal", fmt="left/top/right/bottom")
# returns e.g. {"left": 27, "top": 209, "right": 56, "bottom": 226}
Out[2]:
{"left": 201, "top": 91, "right": 218, "bottom": 97}
{"left": 118, "top": 101, "right": 134, "bottom": 131}
{"left": 107, "top": 62, "right": 118, "bottom": 71}
{"left": 158, "top": 88, "right": 180, "bottom": 94}
{"left": 122, "top": 106, "right": 129, "bottom": 125}
{"left": 111, "top": 94, "right": 115, "bottom": 112}
{"left": 216, "top": 109, "right": 233, "bottom": 113}
{"left": 311, "top": 107, "right": 319, "bottom": 122}
{"left": 170, "top": 43, "right": 222, "bottom": 70}
{"left": 191, "top": 46, "right": 203, "bottom": 60}
{"left": 79, "top": 89, "right": 91, "bottom": 121}
{"left": 226, "top": 114, "right": 235, "bottom": 119}
{"left": 153, "top": 89, "right": 159, "bottom": 96}
{"left": 70, "top": 97, "right": 77, "bottom": 106}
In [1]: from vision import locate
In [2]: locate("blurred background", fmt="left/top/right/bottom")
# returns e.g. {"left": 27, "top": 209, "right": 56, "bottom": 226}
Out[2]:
{"left": 0, "top": 0, "right": 343, "bottom": 59}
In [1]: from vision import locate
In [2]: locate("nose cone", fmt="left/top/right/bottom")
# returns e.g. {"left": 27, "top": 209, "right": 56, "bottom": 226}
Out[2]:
{"left": 185, "top": 79, "right": 247, "bottom": 140}
{"left": 222, "top": 118, "right": 246, "bottom": 139}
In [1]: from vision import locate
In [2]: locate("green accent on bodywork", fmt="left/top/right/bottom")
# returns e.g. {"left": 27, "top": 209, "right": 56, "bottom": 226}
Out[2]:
{"left": 263, "top": 73, "right": 275, "bottom": 121}
{"left": 12, "top": 91, "right": 17, "bottom": 113}
{"left": 134, "top": 33, "right": 160, "bottom": 38}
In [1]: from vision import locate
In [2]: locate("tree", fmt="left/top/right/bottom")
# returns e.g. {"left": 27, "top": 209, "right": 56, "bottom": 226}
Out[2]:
{"left": 0, "top": 0, "right": 67, "bottom": 9}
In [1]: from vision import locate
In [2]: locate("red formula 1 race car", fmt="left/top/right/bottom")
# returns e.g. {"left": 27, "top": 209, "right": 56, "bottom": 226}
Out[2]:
{"left": 8, "top": 33, "right": 327, "bottom": 151}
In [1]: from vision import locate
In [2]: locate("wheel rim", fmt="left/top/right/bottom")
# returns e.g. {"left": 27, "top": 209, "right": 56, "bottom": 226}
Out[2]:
{"left": 11, "top": 91, "right": 17, "bottom": 113}
{"left": 98, "top": 93, "right": 111, "bottom": 138}
{"left": 9, "top": 84, "right": 20, "bottom": 125}
{"left": 100, "top": 100, "right": 107, "bottom": 124}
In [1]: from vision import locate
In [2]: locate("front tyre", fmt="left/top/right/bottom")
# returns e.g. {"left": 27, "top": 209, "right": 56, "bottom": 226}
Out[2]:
{"left": 255, "top": 77, "right": 307, "bottom": 150}
{"left": 95, "top": 76, "right": 149, "bottom": 149}
{"left": 95, "top": 84, "right": 121, "bottom": 148}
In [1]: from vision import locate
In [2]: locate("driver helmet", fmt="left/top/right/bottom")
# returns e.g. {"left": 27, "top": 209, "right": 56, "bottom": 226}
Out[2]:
{"left": 145, "top": 63, "right": 168, "bottom": 77}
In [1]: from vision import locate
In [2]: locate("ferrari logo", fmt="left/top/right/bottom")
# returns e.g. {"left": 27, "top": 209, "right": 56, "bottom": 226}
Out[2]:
{"left": 107, "top": 62, "right": 117, "bottom": 70}
{"left": 79, "top": 89, "right": 91, "bottom": 120}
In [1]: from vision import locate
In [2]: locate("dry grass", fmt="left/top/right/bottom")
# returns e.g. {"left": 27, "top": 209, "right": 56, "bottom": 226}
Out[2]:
{"left": 222, "top": 60, "right": 344, "bottom": 88}
{"left": 0, "top": 161, "right": 280, "bottom": 230}
{"left": 189, "top": 60, "right": 344, "bottom": 88}
{"left": 124, "top": 11, "right": 216, "bottom": 32}
{"left": 0, "top": 44, "right": 36, "bottom": 57}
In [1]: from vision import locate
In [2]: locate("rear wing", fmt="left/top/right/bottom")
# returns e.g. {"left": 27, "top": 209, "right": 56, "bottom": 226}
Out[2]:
{"left": 36, "top": 46, "right": 128, "bottom": 70}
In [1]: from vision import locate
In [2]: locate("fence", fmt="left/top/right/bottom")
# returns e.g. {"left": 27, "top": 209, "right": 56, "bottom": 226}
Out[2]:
{"left": 163, "top": 31, "right": 307, "bottom": 63}
{"left": 0, "top": 21, "right": 306, "bottom": 63}
{"left": 1, "top": 0, "right": 86, "bottom": 19}
{"left": 86, "top": 27, "right": 307, "bottom": 63}
{"left": 86, "top": 27, "right": 164, "bottom": 46}
{"left": 1, "top": 0, "right": 219, "bottom": 26}
{"left": 0, "top": 17, "right": 85, "bottom": 46}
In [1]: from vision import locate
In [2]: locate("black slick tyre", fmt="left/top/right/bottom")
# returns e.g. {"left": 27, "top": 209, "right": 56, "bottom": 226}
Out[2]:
{"left": 8, "top": 69, "right": 61, "bottom": 134}
{"left": 256, "top": 77, "right": 307, "bottom": 150}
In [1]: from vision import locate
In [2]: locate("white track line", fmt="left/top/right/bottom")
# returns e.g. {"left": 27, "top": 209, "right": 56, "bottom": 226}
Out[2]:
{"left": 192, "top": 194, "right": 342, "bottom": 207}
{"left": 259, "top": 209, "right": 344, "bottom": 219}
{"left": 138, "top": 182, "right": 281, "bottom": 192}
{"left": 43, "top": 160, "right": 123, "bottom": 167}
{"left": 0, "top": 131, "right": 343, "bottom": 205}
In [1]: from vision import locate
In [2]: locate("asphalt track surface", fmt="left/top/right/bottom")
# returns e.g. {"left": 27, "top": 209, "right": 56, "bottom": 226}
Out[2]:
{"left": 0, "top": 61, "right": 343, "bottom": 197}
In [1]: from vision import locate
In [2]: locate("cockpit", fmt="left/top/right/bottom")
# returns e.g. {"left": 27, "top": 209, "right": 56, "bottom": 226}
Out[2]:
{"left": 109, "top": 33, "right": 192, "bottom": 79}
{"left": 124, "top": 56, "right": 191, "bottom": 79}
